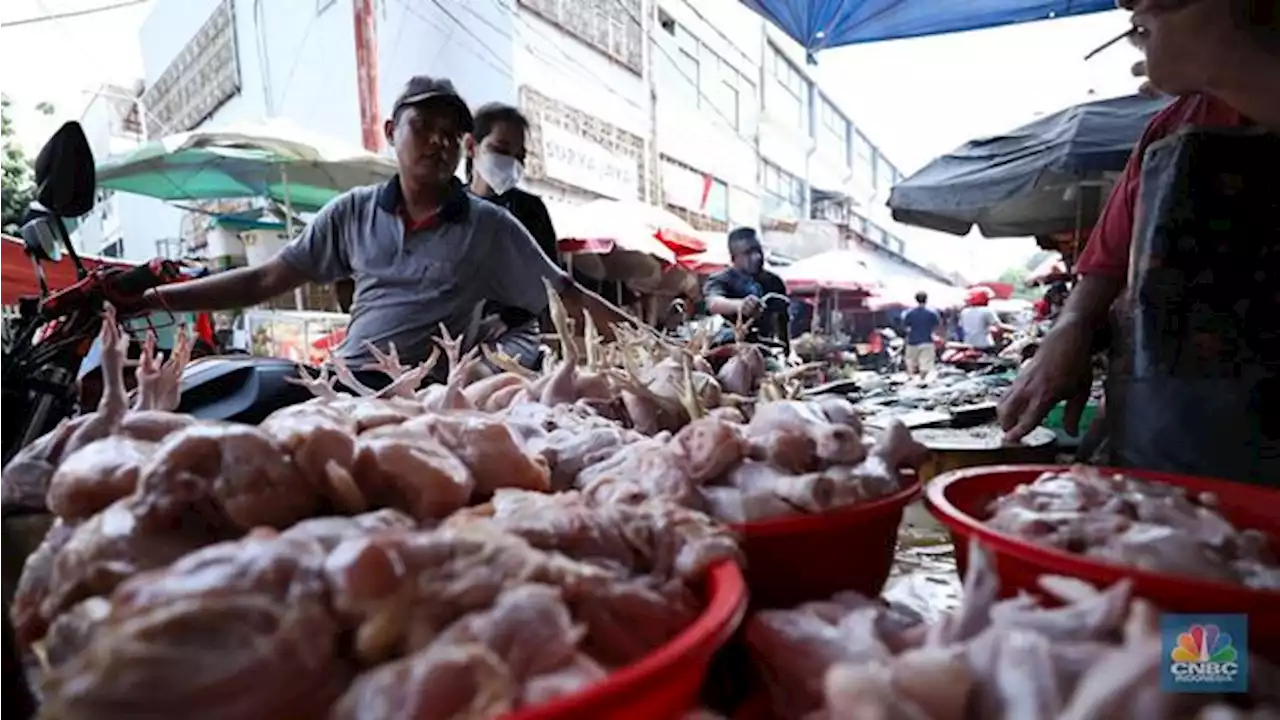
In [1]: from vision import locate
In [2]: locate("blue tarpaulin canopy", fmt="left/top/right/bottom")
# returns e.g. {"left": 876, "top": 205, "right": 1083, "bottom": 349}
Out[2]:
{"left": 739, "top": 0, "right": 1115, "bottom": 58}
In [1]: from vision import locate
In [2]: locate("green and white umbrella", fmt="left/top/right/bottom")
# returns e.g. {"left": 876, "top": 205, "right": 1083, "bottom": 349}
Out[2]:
{"left": 95, "top": 118, "right": 396, "bottom": 212}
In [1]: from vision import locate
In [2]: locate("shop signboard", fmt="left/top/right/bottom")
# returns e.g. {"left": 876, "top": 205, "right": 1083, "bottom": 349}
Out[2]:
{"left": 140, "top": 0, "right": 241, "bottom": 137}
{"left": 540, "top": 124, "right": 639, "bottom": 201}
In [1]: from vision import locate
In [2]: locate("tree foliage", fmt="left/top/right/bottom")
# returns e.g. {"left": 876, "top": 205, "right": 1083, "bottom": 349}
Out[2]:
{"left": 997, "top": 265, "right": 1039, "bottom": 300}
{"left": 2, "top": 94, "right": 35, "bottom": 234}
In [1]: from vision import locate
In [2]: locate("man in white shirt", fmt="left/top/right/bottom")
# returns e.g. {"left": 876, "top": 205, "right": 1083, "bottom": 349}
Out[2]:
{"left": 958, "top": 292, "right": 1010, "bottom": 349}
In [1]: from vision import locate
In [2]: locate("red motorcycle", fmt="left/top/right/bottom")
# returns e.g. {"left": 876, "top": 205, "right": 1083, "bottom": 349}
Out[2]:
{"left": 1, "top": 123, "right": 189, "bottom": 468}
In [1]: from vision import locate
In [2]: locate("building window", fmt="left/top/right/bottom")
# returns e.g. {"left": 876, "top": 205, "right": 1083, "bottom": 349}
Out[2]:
{"left": 768, "top": 44, "right": 807, "bottom": 131}
{"left": 658, "top": 15, "right": 753, "bottom": 131}
{"left": 519, "top": 0, "right": 643, "bottom": 73}
{"left": 100, "top": 238, "right": 124, "bottom": 258}
{"left": 661, "top": 156, "right": 730, "bottom": 223}
{"left": 851, "top": 213, "right": 868, "bottom": 235}
{"left": 818, "top": 97, "right": 849, "bottom": 166}
{"left": 851, "top": 129, "right": 874, "bottom": 190}
{"left": 762, "top": 161, "right": 804, "bottom": 219}
{"left": 706, "top": 178, "right": 729, "bottom": 222}
{"left": 873, "top": 154, "right": 898, "bottom": 194}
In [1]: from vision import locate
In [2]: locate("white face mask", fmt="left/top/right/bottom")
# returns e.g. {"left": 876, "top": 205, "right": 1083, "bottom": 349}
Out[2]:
{"left": 476, "top": 150, "right": 524, "bottom": 195}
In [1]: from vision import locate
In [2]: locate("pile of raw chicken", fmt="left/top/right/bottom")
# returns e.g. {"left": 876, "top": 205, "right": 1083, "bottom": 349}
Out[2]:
{"left": 747, "top": 539, "right": 1280, "bottom": 720}
{"left": 985, "top": 467, "right": 1280, "bottom": 589}
{"left": 3, "top": 291, "right": 922, "bottom": 718}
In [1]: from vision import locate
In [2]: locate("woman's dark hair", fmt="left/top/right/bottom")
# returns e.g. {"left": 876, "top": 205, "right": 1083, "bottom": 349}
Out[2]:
{"left": 466, "top": 103, "right": 529, "bottom": 180}
{"left": 473, "top": 102, "right": 529, "bottom": 141}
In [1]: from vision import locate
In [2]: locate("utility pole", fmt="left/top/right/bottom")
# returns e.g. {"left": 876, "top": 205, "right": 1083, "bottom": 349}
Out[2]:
{"left": 353, "top": 0, "right": 382, "bottom": 153}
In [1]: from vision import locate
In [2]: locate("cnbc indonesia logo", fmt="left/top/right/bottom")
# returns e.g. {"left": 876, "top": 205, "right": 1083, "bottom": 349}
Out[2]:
{"left": 1169, "top": 624, "right": 1240, "bottom": 685}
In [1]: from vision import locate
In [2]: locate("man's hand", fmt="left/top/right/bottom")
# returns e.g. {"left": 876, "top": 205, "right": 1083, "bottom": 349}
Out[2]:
{"left": 739, "top": 295, "right": 762, "bottom": 320}
{"left": 998, "top": 318, "right": 1095, "bottom": 442}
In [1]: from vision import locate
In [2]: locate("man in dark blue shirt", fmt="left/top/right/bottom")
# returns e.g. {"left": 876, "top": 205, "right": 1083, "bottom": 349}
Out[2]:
{"left": 901, "top": 291, "right": 941, "bottom": 377}
{"left": 703, "top": 227, "right": 788, "bottom": 346}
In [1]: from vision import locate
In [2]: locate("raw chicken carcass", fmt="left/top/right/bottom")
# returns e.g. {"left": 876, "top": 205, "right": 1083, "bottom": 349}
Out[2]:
{"left": 41, "top": 531, "right": 350, "bottom": 720}
{"left": 45, "top": 435, "right": 157, "bottom": 521}
{"left": 281, "top": 508, "right": 418, "bottom": 550}
{"left": 447, "top": 490, "right": 741, "bottom": 665}
{"left": 331, "top": 643, "right": 517, "bottom": 720}
{"left": 402, "top": 411, "right": 552, "bottom": 498}
{"left": 38, "top": 498, "right": 219, "bottom": 633}
{"left": 450, "top": 489, "right": 742, "bottom": 582}
{"left": 131, "top": 422, "right": 320, "bottom": 531}
{"left": 747, "top": 539, "right": 1280, "bottom": 720}
{"left": 350, "top": 423, "right": 476, "bottom": 521}
{"left": 321, "top": 525, "right": 610, "bottom": 664}
{"left": 986, "top": 466, "right": 1280, "bottom": 588}
{"left": 259, "top": 401, "right": 366, "bottom": 515}
{"left": 11, "top": 519, "right": 76, "bottom": 645}
{"left": 744, "top": 400, "right": 867, "bottom": 473}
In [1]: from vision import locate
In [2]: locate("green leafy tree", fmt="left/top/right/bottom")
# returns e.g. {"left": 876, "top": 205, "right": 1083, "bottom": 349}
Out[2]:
{"left": 2, "top": 94, "right": 35, "bottom": 233}
{"left": 998, "top": 266, "right": 1040, "bottom": 300}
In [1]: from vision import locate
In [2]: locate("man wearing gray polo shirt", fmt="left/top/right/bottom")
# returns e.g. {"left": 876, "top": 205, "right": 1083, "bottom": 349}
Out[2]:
{"left": 137, "top": 76, "right": 634, "bottom": 377}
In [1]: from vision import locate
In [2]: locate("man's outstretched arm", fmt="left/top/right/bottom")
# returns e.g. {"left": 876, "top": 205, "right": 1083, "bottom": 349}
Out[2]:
{"left": 142, "top": 257, "right": 309, "bottom": 313}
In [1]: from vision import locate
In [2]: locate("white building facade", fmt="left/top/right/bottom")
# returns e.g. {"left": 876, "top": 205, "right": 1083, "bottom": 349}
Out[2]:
{"left": 72, "top": 83, "right": 185, "bottom": 261}
{"left": 104, "top": 0, "right": 946, "bottom": 284}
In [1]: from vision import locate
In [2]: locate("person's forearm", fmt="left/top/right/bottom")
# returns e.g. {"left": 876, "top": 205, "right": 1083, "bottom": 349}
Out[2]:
{"left": 1057, "top": 274, "right": 1123, "bottom": 330}
{"left": 706, "top": 296, "right": 744, "bottom": 319}
{"left": 148, "top": 265, "right": 283, "bottom": 313}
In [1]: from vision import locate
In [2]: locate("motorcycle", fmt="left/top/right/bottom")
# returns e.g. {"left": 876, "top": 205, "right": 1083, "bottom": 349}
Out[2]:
{"left": 1, "top": 122, "right": 318, "bottom": 484}
{"left": 879, "top": 327, "right": 905, "bottom": 374}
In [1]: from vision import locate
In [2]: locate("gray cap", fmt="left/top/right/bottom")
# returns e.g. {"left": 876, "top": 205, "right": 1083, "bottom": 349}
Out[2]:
{"left": 392, "top": 75, "right": 474, "bottom": 132}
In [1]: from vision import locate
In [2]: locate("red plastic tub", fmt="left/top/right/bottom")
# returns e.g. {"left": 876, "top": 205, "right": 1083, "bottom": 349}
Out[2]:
{"left": 926, "top": 464, "right": 1280, "bottom": 661}
{"left": 507, "top": 561, "right": 748, "bottom": 720}
{"left": 730, "top": 475, "right": 923, "bottom": 609}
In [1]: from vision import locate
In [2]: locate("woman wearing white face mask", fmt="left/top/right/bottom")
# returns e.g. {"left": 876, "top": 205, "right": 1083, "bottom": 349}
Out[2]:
{"left": 465, "top": 103, "right": 556, "bottom": 371}
{"left": 465, "top": 103, "right": 635, "bottom": 370}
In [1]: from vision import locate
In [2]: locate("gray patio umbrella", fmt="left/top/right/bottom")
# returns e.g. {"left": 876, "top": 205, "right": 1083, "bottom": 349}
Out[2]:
{"left": 887, "top": 94, "right": 1171, "bottom": 238}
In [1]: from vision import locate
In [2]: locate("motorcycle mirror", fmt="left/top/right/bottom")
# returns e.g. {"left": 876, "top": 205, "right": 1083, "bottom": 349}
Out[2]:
{"left": 19, "top": 214, "right": 64, "bottom": 263}
{"left": 33, "top": 121, "right": 96, "bottom": 218}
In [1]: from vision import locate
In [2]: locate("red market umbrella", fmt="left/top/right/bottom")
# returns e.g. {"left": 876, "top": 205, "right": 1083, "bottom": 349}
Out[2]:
{"left": 678, "top": 231, "right": 731, "bottom": 274}
{"left": 777, "top": 249, "right": 879, "bottom": 294}
{"left": 552, "top": 199, "right": 705, "bottom": 260}
{"left": 866, "top": 280, "right": 967, "bottom": 311}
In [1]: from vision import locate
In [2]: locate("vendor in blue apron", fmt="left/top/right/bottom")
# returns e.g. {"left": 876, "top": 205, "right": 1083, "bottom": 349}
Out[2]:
{"left": 998, "top": 0, "right": 1280, "bottom": 486}
{"left": 703, "top": 227, "right": 789, "bottom": 347}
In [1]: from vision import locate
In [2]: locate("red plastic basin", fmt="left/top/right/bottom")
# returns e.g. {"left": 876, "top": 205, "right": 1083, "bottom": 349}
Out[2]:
{"left": 926, "top": 464, "right": 1280, "bottom": 661}
{"left": 506, "top": 561, "right": 748, "bottom": 720}
{"left": 730, "top": 475, "right": 923, "bottom": 609}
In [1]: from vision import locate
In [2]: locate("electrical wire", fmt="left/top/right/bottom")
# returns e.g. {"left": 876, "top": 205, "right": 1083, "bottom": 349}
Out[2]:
{"left": 3, "top": 0, "right": 150, "bottom": 27}
{"left": 468, "top": 0, "right": 644, "bottom": 109}
{"left": 253, "top": 0, "right": 276, "bottom": 114}
{"left": 421, "top": 0, "right": 515, "bottom": 77}
{"left": 276, "top": 7, "right": 322, "bottom": 108}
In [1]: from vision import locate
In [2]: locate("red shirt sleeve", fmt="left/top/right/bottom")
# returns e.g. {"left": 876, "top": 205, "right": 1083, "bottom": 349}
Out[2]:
{"left": 1074, "top": 95, "right": 1247, "bottom": 279}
